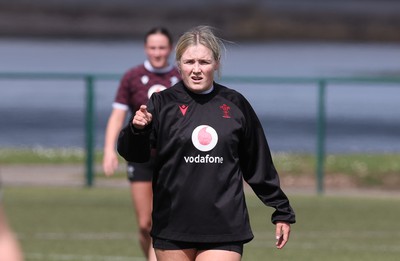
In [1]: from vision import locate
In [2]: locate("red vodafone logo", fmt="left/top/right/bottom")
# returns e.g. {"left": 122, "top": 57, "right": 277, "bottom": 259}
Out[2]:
{"left": 191, "top": 125, "right": 218, "bottom": 152}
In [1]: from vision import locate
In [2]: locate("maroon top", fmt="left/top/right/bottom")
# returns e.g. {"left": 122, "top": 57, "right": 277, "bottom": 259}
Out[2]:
{"left": 113, "top": 60, "right": 181, "bottom": 113}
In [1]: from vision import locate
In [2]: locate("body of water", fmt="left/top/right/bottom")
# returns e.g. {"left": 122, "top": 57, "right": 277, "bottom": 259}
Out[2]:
{"left": 0, "top": 39, "right": 399, "bottom": 153}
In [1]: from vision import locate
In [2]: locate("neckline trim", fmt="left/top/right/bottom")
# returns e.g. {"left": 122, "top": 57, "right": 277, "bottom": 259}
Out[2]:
{"left": 144, "top": 60, "right": 174, "bottom": 74}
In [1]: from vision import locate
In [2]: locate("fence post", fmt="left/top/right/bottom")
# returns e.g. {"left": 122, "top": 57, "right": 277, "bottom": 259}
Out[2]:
{"left": 84, "top": 75, "right": 95, "bottom": 187}
{"left": 316, "top": 80, "right": 327, "bottom": 194}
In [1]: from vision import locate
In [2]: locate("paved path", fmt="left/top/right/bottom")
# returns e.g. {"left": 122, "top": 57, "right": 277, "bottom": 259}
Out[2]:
{"left": 0, "top": 164, "right": 128, "bottom": 188}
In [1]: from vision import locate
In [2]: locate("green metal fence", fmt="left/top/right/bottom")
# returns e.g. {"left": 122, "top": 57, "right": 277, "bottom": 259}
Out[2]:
{"left": 1, "top": 72, "right": 399, "bottom": 193}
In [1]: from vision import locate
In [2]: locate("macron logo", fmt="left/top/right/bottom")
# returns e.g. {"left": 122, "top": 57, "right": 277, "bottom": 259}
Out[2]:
{"left": 179, "top": 105, "right": 188, "bottom": 116}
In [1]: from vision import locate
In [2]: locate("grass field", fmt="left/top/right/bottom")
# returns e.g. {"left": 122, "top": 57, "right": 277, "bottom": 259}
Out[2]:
{"left": 3, "top": 186, "right": 400, "bottom": 261}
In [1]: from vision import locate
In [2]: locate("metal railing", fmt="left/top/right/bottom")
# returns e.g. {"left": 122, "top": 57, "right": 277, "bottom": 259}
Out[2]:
{"left": 1, "top": 72, "right": 399, "bottom": 193}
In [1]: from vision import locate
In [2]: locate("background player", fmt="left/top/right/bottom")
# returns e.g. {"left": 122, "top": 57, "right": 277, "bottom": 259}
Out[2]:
{"left": 102, "top": 27, "right": 180, "bottom": 261}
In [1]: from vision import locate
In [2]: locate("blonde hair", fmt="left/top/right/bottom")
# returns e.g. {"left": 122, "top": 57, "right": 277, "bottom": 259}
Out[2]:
{"left": 175, "top": 25, "right": 225, "bottom": 76}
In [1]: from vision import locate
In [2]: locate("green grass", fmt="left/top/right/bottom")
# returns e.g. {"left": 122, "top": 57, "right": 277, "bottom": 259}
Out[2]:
{"left": 0, "top": 148, "right": 90, "bottom": 164}
{"left": 273, "top": 152, "right": 400, "bottom": 187}
{"left": 4, "top": 186, "right": 139, "bottom": 261}
{"left": 3, "top": 187, "right": 400, "bottom": 261}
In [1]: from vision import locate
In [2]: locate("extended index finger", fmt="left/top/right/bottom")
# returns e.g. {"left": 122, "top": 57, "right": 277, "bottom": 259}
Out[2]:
{"left": 139, "top": 105, "right": 147, "bottom": 113}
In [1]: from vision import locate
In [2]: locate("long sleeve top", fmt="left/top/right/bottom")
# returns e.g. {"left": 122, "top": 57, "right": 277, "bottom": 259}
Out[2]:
{"left": 118, "top": 81, "right": 296, "bottom": 243}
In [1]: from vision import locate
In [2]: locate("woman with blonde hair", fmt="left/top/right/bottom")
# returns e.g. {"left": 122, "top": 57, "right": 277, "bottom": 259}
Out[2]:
{"left": 118, "top": 25, "right": 295, "bottom": 261}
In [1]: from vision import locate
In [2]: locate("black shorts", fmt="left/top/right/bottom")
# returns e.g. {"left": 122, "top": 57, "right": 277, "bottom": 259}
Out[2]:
{"left": 153, "top": 238, "right": 244, "bottom": 256}
{"left": 127, "top": 159, "right": 154, "bottom": 182}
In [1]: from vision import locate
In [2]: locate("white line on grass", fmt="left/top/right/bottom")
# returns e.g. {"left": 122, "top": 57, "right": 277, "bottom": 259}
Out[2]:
{"left": 18, "top": 232, "right": 133, "bottom": 240}
{"left": 253, "top": 230, "right": 400, "bottom": 239}
{"left": 26, "top": 253, "right": 145, "bottom": 261}
{"left": 249, "top": 240, "right": 400, "bottom": 253}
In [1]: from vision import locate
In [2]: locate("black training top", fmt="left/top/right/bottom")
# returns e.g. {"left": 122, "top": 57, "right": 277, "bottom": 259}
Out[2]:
{"left": 118, "top": 81, "right": 296, "bottom": 243}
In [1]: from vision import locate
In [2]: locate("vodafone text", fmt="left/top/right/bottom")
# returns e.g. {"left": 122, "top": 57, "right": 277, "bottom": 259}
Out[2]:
{"left": 183, "top": 154, "right": 224, "bottom": 164}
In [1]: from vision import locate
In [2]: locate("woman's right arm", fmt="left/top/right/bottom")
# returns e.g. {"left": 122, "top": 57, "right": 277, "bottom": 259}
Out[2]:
{"left": 103, "top": 108, "right": 127, "bottom": 176}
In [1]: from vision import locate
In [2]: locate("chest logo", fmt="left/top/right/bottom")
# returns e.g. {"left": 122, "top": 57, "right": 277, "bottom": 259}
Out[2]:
{"left": 179, "top": 105, "right": 188, "bottom": 116}
{"left": 148, "top": 84, "right": 167, "bottom": 98}
{"left": 220, "top": 104, "right": 231, "bottom": 118}
{"left": 191, "top": 125, "right": 218, "bottom": 152}
{"left": 141, "top": 75, "right": 149, "bottom": 85}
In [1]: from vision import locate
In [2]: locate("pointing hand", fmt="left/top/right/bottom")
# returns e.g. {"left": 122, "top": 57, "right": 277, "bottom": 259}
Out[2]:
{"left": 132, "top": 105, "right": 153, "bottom": 129}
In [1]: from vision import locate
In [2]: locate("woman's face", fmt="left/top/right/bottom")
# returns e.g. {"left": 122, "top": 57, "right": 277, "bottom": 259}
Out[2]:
{"left": 179, "top": 44, "right": 219, "bottom": 93}
{"left": 145, "top": 33, "right": 172, "bottom": 69}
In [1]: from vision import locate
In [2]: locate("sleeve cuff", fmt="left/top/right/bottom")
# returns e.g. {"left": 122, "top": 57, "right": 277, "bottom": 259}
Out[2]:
{"left": 129, "top": 122, "right": 151, "bottom": 135}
